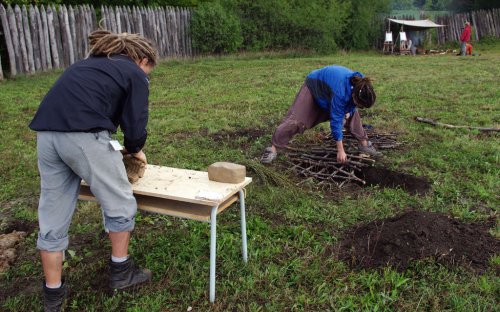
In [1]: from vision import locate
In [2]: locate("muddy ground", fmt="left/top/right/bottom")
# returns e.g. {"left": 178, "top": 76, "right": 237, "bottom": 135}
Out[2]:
{"left": 336, "top": 210, "right": 499, "bottom": 271}
{"left": 357, "top": 167, "right": 431, "bottom": 195}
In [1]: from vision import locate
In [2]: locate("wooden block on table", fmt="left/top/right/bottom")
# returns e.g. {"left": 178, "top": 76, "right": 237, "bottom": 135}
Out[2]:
{"left": 208, "top": 162, "right": 246, "bottom": 184}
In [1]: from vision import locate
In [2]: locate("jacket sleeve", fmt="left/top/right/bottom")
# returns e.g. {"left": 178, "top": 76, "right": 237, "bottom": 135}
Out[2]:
{"left": 120, "top": 73, "right": 149, "bottom": 153}
{"left": 460, "top": 27, "right": 470, "bottom": 41}
{"left": 329, "top": 97, "right": 345, "bottom": 141}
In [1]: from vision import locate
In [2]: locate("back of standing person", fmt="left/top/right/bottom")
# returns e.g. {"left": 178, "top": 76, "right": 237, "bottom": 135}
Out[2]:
{"left": 460, "top": 22, "right": 472, "bottom": 56}
{"left": 29, "top": 30, "right": 157, "bottom": 312}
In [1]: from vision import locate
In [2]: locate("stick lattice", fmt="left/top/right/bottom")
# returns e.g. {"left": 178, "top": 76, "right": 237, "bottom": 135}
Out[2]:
{"left": 285, "top": 130, "right": 402, "bottom": 188}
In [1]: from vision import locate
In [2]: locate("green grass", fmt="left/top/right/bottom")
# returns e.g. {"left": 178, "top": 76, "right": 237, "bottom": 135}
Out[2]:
{"left": 0, "top": 41, "right": 499, "bottom": 311}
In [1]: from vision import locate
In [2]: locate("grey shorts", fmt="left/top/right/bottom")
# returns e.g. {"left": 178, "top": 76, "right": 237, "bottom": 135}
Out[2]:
{"left": 36, "top": 131, "right": 137, "bottom": 251}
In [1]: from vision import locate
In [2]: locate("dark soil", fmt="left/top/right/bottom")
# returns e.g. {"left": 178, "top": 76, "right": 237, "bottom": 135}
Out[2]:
{"left": 210, "top": 127, "right": 268, "bottom": 150}
{"left": 337, "top": 211, "right": 499, "bottom": 272}
{"left": 358, "top": 167, "right": 431, "bottom": 195}
{"left": 1, "top": 219, "right": 38, "bottom": 234}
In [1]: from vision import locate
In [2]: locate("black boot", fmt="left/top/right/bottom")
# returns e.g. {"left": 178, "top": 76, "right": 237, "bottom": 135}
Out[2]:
{"left": 109, "top": 257, "right": 152, "bottom": 290}
{"left": 43, "top": 280, "right": 68, "bottom": 312}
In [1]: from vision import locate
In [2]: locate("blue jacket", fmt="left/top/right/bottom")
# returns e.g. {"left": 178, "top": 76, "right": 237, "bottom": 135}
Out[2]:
{"left": 305, "top": 65, "right": 362, "bottom": 141}
{"left": 29, "top": 55, "right": 150, "bottom": 153}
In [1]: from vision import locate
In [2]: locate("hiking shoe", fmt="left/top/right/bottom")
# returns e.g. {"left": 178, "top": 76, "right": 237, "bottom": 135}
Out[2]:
{"left": 43, "top": 280, "right": 68, "bottom": 312}
{"left": 358, "top": 141, "right": 382, "bottom": 157}
{"left": 260, "top": 147, "right": 277, "bottom": 164}
{"left": 109, "top": 257, "right": 152, "bottom": 290}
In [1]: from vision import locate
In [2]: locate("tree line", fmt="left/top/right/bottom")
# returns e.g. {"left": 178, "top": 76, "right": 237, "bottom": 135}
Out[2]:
{"left": 190, "top": 0, "right": 391, "bottom": 54}
{"left": 391, "top": 0, "right": 498, "bottom": 11}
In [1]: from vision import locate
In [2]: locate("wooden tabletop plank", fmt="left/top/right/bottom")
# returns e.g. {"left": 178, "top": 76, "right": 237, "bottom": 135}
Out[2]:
{"left": 82, "top": 165, "right": 252, "bottom": 206}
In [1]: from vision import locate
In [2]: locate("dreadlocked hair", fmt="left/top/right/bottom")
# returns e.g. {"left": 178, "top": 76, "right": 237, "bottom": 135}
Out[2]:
{"left": 88, "top": 30, "right": 157, "bottom": 65}
{"left": 351, "top": 75, "right": 376, "bottom": 108}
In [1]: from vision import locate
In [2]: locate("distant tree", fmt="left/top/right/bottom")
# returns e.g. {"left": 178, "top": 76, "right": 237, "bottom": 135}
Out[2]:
{"left": 190, "top": 1, "right": 242, "bottom": 53}
{"left": 448, "top": 0, "right": 500, "bottom": 12}
{"left": 391, "top": 0, "right": 415, "bottom": 10}
{"left": 342, "top": 0, "right": 391, "bottom": 50}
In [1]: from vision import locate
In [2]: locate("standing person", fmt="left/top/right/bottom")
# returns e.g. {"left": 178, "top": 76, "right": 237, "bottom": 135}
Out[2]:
{"left": 29, "top": 30, "right": 157, "bottom": 312}
{"left": 260, "top": 65, "right": 380, "bottom": 164}
{"left": 460, "top": 22, "right": 472, "bottom": 56}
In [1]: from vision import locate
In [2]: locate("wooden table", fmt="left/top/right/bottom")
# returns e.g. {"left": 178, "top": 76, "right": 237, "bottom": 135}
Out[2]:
{"left": 78, "top": 165, "right": 252, "bottom": 302}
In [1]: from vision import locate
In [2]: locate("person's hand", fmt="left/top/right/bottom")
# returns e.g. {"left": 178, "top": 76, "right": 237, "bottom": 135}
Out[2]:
{"left": 337, "top": 150, "right": 347, "bottom": 163}
{"left": 131, "top": 150, "right": 147, "bottom": 165}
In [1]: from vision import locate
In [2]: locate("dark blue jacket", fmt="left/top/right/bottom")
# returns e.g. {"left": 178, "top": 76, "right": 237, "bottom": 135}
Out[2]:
{"left": 29, "top": 55, "right": 149, "bottom": 153}
{"left": 306, "top": 65, "right": 363, "bottom": 141}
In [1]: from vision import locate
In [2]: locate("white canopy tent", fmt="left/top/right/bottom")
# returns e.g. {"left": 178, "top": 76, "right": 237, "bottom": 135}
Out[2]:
{"left": 384, "top": 18, "right": 446, "bottom": 54}
{"left": 387, "top": 18, "right": 446, "bottom": 29}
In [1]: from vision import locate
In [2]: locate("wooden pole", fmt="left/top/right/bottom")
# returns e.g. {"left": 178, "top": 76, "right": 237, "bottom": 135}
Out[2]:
{"left": 47, "top": 6, "right": 60, "bottom": 68}
{"left": 115, "top": 6, "right": 121, "bottom": 33}
{"left": 34, "top": 5, "right": 47, "bottom": 71}
{"left": 59, "top": 5, "right": 68, "bottom": 65}
{"left": 28, "top": 5, "right": 41, "bottom": 72}
{"left": 0, "top": 4, "right": 17, "bottom": 76}
{"left": 415, "top": 117, "right": 500, "bottom": 132}
{"left": 21, "top": 5, "right": 35, "bottom": 73}
{"left": 74, "top": 5, "right": 82, "bottom": 60}
{"left": 53, "top": 5, "right": 65, "bottom": 68}
{"left": 15, "top": 5, "right": 29, "bottom": 73}
{"left": 63, "top": 5, "right": 75, "bottom": 65}
{"left": 124, "top": 6, "right": 132, "bottom": 34}
{"left": 101, "top": 5, "right": 108, "bottom": 30}
{"left": 41, "top": 5, "right": 52, "bottom": 70}
{"left": 69, "top": 6, "right": 77, "bottom": 61}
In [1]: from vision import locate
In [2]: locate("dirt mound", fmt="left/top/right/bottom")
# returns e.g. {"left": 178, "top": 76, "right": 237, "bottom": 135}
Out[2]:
{"left": 338, "top": 211, "right": 499, "bottom": 271}
{"left": 0, "top": 231, "right": 27, "bottom": 273}
{"left": 358, "top": 167, "right": 431, "bottom": 195}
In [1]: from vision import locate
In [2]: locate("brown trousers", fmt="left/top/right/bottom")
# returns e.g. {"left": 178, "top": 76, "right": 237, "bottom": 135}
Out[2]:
{"left": 271, "top": 83, "right": 368, "bottom": 148}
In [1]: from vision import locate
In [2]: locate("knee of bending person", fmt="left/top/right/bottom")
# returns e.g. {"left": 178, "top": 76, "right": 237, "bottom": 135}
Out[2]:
{"left": 102, "top": 204, "right": 137, "bottom": 233}
{"left": 37, "top": 232, "right": 69, "bottom": 252}
{"left": 104, "top": 214, "right": 136, "bottom": 233}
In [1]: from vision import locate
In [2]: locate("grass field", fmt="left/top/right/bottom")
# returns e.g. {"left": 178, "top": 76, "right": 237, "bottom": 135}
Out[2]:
{"left": 0, "top": 41, "right": 499, "bottom": 311}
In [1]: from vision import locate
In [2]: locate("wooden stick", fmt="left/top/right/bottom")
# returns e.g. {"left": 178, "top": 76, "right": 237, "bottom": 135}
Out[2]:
{"left": 415, "top": 117, "right": 500, "bottom": 132}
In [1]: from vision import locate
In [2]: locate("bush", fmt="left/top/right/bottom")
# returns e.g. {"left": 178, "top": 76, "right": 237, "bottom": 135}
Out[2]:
{"left": 190, "top": 1, "right": 242, "bottom": 53}
{"left": 340, "top": 0, "right": 391, "bottom": 50}
{"left": 223, "top": 0, "right": 349, "bottom": 53}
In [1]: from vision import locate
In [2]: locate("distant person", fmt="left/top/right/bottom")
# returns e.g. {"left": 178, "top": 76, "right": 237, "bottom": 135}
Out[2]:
{"left": 460, "top": 22, "right": 472, "bottom": 56}
{"left": 260, "top": 65, "right": 381, "bottom": 164}
{"left": 29, "top": 30, "right": 157, "bottom": 312}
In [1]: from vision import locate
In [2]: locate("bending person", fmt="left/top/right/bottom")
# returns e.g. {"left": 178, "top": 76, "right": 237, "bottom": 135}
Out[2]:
{"left": 29, "top": 30, "right": 157, "bottom": 312}
{"left": 261, "top": 65, "right": 381, "bottom": 164}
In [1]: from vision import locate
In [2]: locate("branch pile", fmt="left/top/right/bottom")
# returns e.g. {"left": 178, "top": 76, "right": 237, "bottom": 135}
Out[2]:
{"left": 285, "top": 130, "right": 402, "bottom": 188}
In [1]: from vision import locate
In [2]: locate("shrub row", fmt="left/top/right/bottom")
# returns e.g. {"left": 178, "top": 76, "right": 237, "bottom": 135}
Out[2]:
{"left": 190, "top": 0, "right": 391, "bottom": 53}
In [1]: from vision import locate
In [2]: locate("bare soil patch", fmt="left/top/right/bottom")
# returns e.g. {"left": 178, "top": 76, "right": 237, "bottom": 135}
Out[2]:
{"left": 337, "top": 211, "right": 499, "bottom": 272}
{"left": 2, "top": 219, "right": 38, "bottom": 235}
{"left": 357, "top": 167, "right": 431, "bottom": 195}
{"left": 210, "top": 127, "right": 268, "bottom": 150}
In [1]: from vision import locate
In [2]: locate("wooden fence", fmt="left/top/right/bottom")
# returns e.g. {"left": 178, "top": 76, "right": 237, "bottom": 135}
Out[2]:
{"left": 0, "top": 4, "right": 194, "bottom": 79}
{"left": 435, "top": 8, "right": 500, "bottom": 44}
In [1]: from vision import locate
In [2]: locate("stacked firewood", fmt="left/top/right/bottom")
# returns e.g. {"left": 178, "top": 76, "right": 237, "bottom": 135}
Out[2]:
{"left": 285, "top": 130, "right": 401, "bottom": 188}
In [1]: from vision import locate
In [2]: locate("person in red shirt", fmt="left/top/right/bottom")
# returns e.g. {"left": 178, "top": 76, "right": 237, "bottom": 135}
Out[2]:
{"left": 460, "top": 22, "right": 471, "bottom": 56}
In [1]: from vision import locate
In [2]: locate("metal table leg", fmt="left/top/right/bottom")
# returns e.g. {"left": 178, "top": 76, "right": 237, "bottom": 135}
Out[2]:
{"left": 239, "top": 189, "right": 248, "bottom": 263}
{"left": 209, "top": 206, "right": 217, "bottom": 303}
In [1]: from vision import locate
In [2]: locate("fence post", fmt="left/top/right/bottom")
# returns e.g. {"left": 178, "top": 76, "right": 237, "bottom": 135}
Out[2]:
{"left": 29, "top": 5, "right": 41, "bottom": 72}
{"left": 22, "top": 5, "right": 35, "bottom": 73}
{"left": 0, "top": 4, "right": 17, "bottom": 76}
